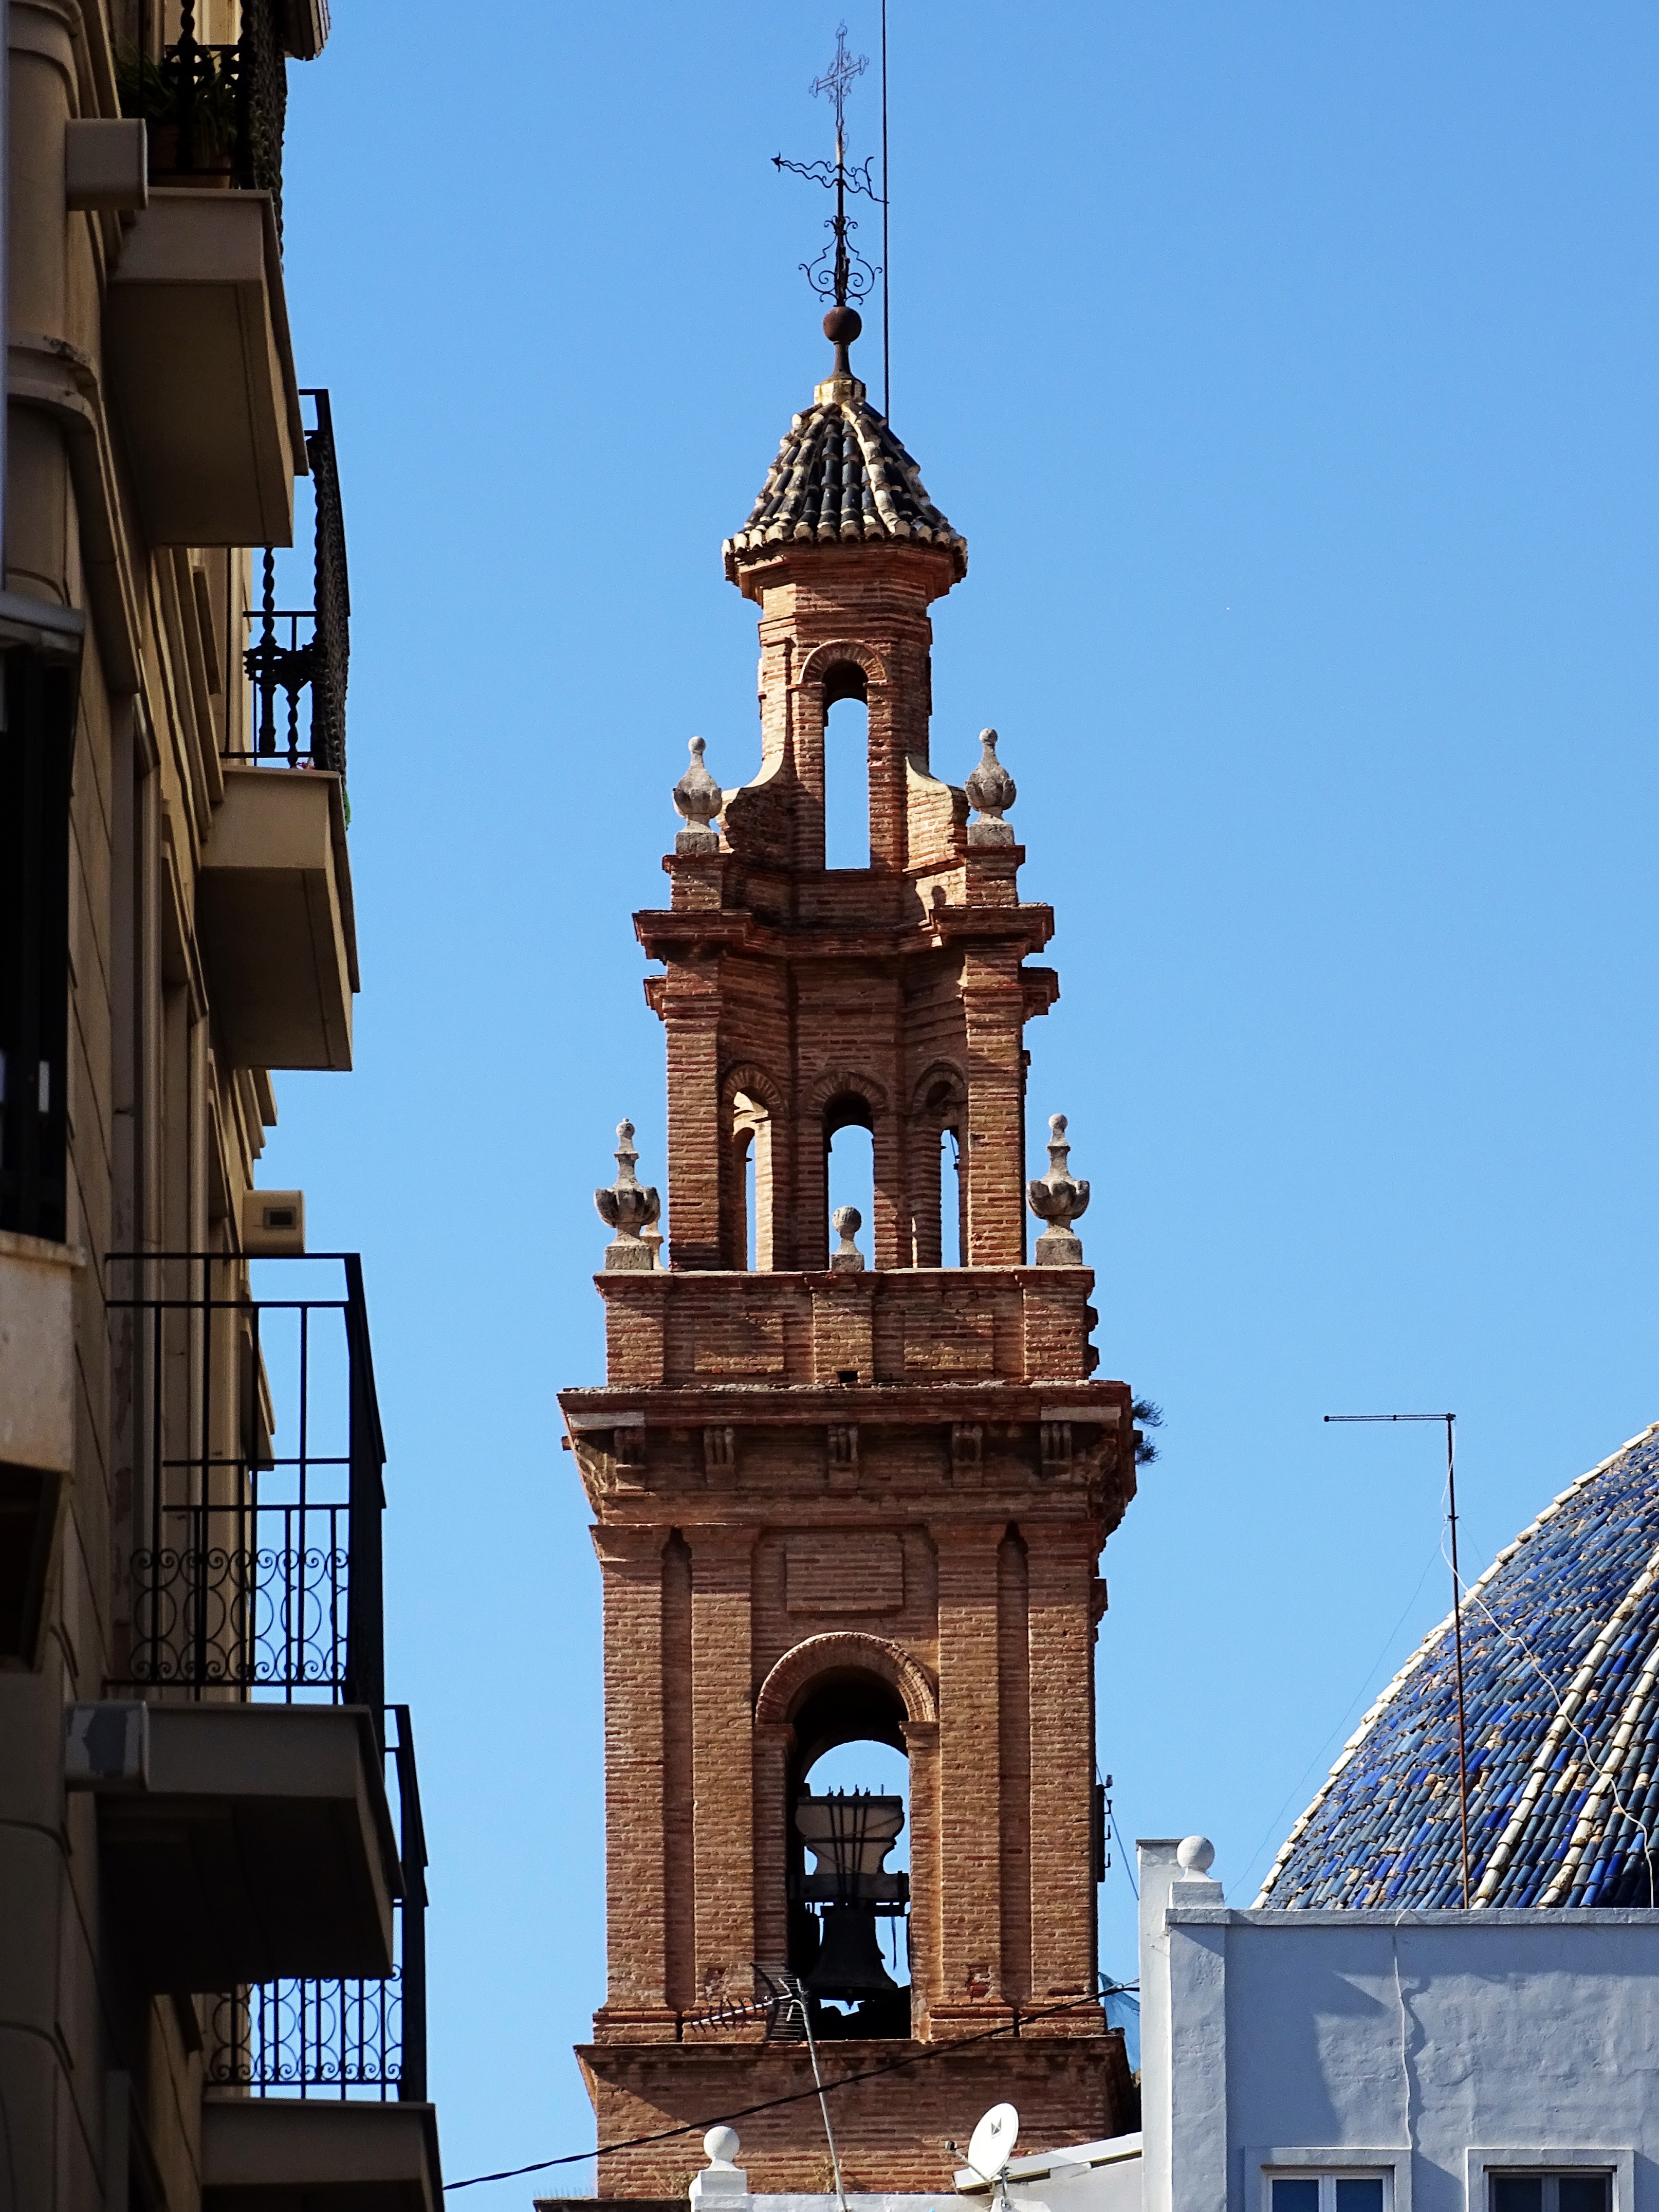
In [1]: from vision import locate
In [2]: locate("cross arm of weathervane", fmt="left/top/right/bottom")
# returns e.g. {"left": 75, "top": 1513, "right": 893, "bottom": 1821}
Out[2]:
{"left": 771, "top": 152, "right": 886, "bottom": 203}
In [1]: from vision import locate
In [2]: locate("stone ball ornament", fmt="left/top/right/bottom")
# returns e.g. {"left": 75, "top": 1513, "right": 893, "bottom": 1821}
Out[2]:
{"left": 703, "top": 2127, "right": 742, "bottom": 2166}
{"left": 673, "top": 736, "right": 723, "bottom": 853}
{"left": 831, "top": 1203, "right": 865, "bottom": 1272}
{"left": 1177, "top": 1834, "right": 1216, "bottom": 1876}
{"left": 965, "top": 727, "right": 1017, "bottom": 846}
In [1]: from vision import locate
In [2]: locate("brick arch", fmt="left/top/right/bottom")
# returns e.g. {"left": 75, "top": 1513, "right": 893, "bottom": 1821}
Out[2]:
{"left": 806, "top": 1068, "right": 889, "bottom": 1119}
{"left": 754, "top": 1632, "right": 939, "bottom": 1731}
{"left": 720, "top": 1064, "right": 786, "bottom": 1271}
{"left": 910, "top": 1061, "right": 967, "bottom": 1119}
{"left": 720, "top": 1062, "right": 785, "bottom": 1114}
{"left": 795, "top": 639, "right": 890, "bottom": 700}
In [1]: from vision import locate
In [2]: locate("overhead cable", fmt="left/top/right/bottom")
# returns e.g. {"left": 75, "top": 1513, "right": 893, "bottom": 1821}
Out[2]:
{"left": 444, "top": 1979, "right": 1138, "bottom": 2191}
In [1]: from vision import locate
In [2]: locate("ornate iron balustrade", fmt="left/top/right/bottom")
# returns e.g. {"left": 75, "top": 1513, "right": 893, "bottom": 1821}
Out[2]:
{"left": 127, "top": 1, "right": 288, "bottom": 226}
{"left": 105, "top": 1251, "right": 384, "bottom": 1715}
{"left": 207, "top": 1705, "right": 429, "bottom": 2101}
{"left": 237, "top": 390, "right": 351, "bottom": 777}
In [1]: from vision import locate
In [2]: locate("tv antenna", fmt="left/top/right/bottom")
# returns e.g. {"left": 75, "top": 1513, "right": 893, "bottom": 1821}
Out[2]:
{"left": 1325, "top": 1411, "right": 1470, "bottom": 1907}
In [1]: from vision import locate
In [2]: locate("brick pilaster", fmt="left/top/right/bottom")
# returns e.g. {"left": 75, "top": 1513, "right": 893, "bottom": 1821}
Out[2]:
{"left": 932, "top": 1523, "right": 1013, "bottom": 2031}
{"left": 592, "top": 1525, "right": 675, "bottom": 2034}
{"left": 690, "top": 1525, "right": 760, "bottom": 2008}
{"left": 1026, "top": 1524, "right": 1101, "bottom": 2023}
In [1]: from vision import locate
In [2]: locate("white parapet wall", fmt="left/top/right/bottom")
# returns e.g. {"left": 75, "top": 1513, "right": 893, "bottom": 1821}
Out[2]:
{"left": 1139, "top": 1834, "right": 1659, "bottom": 2212}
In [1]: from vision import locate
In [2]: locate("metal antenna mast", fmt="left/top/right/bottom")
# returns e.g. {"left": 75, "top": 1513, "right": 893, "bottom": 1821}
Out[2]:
{"left": 1326, "top": 1412, "right": 1470, "bottom": 1907}
{"left": 880, "top": 0, "right": 890, "bottom": 416}
{"left": 775, "top": 21, "right": 885, "bottom": 330}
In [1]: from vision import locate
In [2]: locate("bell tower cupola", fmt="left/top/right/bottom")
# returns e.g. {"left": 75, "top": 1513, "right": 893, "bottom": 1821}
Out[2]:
{"left": 642, "top": 306, "right": 1058, "bottom": 1281}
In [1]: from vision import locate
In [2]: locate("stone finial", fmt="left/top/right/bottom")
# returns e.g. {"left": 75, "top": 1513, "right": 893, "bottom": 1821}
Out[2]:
{"left": 965, "top": 727, "right": 1017, "bottom": 846}
{"left": 1174, "top": 1832, "right": 1224, "bottom": 1903}
{"left": 831, "top": 1204, "right": 865, "bottom": 1273}
{"left": 595, "top": 1121, "right": 661, "bottom": 1271}
{"left": 673, "top": 736, "right": 723, "bottom": 855}
{"left": 1027, "top": 1112, "right": 1090, "bottom": 1266}
{"left": 690, "top": 2127, "right": 748, "bottom": 2205}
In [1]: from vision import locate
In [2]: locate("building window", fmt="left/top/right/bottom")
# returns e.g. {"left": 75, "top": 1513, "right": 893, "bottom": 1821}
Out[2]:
{"left": 1489, "top": 2178, "right": 1611, "bottom": 2212}
{"left": 0, "top": 649, "right": 75, "bottom": 1244}
{"left": 1269, "top": 2176, "right": 1389, "bottom": 2212}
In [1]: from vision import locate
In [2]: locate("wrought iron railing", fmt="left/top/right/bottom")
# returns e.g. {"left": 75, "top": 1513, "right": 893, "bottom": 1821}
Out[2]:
{"left": 207, "top": 1704, "right": 429, "bottom": 2101}
{"left": 105, "top": 1250, "right": 384, "bottom": 1716}
{"left": 237, "top": 390, "right": 351, "bottom": 778}
{"left": 124, "top": 1, "right": 288, "bottom": 227}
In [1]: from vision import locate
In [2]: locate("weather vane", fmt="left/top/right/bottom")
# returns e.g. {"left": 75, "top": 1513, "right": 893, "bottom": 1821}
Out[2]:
{"left": 774, "top": 22, "right": 883, "bottom": 312}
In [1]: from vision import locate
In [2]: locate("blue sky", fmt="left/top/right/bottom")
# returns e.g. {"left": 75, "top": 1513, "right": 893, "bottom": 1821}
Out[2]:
{"left": 268, "top": 5, "right": 1659, "bottom": 2199}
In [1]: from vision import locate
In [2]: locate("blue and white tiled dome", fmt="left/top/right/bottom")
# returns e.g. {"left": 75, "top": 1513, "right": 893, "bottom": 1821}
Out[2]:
{"left": 1258, "top": 1424, "right": 1659, "bottom": 1910}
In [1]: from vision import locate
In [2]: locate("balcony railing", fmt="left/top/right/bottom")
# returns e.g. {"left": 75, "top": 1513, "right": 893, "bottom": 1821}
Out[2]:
{"left": 207, "top": 1704, "right": 429, "bottom": 2101}
{"left": 105, "top": 1250, "right": 384, "bottom": 1717}
{"left": 124, "top": 1, "right": 289, "bottom": 227}
{"left": 237, "top": 389, "right": 351, "bottom": 778}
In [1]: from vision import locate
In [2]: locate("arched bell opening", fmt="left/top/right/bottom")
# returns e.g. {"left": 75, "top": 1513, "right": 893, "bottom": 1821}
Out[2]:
{"left": 824, "top": 1091, "right": 875, "bottom": 1272}
{"left": 785, "top": 1669, "right": 912, "bottom": 2040}
{"left": 730, "top": 1090, "right": 773, "bottom": 1271}
{"left": 823, "top": 685, "right": 872, "bottom": 870}
{"left": 908, "top": 1069, "right": 967, "bottom": 1267}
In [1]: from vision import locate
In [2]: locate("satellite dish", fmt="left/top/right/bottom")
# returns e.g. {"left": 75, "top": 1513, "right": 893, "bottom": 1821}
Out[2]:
{"left": 967, "top": 2103, "right": 1019, "bottom": 2184}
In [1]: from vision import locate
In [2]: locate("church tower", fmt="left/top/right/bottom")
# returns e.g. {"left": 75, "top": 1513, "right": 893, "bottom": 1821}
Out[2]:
{"left": 559, "top": 299, "right": 1139, "bottom": 2197}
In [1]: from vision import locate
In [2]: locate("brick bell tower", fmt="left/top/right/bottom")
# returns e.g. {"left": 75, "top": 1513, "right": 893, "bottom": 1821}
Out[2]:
{"left": 559, "top": 301, "right": 1139, "bottom": 2198}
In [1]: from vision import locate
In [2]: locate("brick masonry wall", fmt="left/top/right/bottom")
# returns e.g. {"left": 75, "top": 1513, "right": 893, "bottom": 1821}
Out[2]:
{"left": 578, "top": 2035, "right": 1136, "bottom": 2199}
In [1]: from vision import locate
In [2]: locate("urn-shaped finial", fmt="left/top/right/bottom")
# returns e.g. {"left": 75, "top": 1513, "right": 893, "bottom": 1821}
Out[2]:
{"left": 1027, "top": 1112, "right": 1091, "bottom": 1266}
{"left": 965, "top": 727, "right": 1017, "bottom": 846}
{"left": 673, "top": 737, "right": 723, "bottom": 854}
{"left": 595, "top": 1120, "right": 662, "bottom": 1270}
{"left": 831, "top": 1203, "right": 865, "bottom": 1273}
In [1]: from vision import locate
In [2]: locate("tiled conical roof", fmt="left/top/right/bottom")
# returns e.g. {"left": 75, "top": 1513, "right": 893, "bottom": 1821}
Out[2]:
{"left": 1258, "top": 1423, "right": 1659, "bottom": 1910}
{"left": 723, "top": 370, "right": 967, "bottom": 582}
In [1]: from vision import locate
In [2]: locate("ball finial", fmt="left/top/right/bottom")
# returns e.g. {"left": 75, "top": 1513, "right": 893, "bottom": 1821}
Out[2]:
{"left": 1177, "top": 1834, "right": 1215, "bottom": 1876}
{"left": 704, "top": 2127, "right": 741, "bottom": 2166}
{"left": 823, "top": 304, "right": 862, "bottom": 345}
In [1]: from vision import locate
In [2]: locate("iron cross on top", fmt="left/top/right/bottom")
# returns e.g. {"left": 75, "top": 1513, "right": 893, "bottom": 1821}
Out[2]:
{"left": 811, "top": 22, "right": 868, "bottom": 154}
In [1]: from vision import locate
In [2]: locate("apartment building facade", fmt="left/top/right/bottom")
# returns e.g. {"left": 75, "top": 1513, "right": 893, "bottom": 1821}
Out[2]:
{"left": 0, "top": 5, "right": 438, "bottom": 2207}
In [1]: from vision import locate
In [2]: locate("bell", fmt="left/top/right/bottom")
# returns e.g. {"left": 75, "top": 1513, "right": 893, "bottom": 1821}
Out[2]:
{"left": 804, "top": 1905, "right": 899, "bottom": 1998}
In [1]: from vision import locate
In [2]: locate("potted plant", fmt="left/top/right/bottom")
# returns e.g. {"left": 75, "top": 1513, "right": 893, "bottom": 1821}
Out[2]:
{"left": 117, "top": 42, "right": 239, "bottom": 185}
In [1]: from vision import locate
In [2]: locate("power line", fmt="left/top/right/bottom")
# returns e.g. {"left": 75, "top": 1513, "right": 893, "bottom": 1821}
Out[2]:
{"left": 444, "top": 1981, "right": 1137, "bottom": 2192}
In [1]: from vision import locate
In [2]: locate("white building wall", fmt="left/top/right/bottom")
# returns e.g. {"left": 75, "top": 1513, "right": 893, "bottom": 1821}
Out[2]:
{"left": 1152, "top": 1902, "right": 1659, "bottom": 2212}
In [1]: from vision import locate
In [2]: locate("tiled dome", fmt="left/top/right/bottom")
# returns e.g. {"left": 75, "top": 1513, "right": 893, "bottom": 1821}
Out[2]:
{"left": 723, "top": 374, "right": 966, "bottom": 581}
{"left": 1258, "top": 1423, "right": 1659, "bottom": 1911}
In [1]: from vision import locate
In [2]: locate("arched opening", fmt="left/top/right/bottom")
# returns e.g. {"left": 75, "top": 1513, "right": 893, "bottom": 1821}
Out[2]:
{"left": 731, "top": 1090, "right": 772, "bottom": 1270}
{"left": 824, "top": 1093, "right": 874, "bottom": 1268}
{"left": 787, "top": 1670, "right": 911, "bottom": 2039}
{"left": 824, "top": 690, "right": 871, "bottom": 870}
{"left": 909, "top": 1072, "right": 967, "bottom": 1267}
{"left": 942, "top": 1127, "right": 964, "bottom": 1267}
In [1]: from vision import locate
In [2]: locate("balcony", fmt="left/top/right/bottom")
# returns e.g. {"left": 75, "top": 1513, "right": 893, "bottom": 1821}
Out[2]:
{"left": 195, "top": 388, "right": 356, "bottom": 1071}
{"left": 105, "top": 181, "right": 304, "bottom": 548}
{"left": 197, "top": 761, "right": 356, "bottom": 1069}
{"left": 84, "top": 1253, "right": 394, "bottom": 1986}
{"left": 200, "top": 1705, "right": 441, "bottom": 2211}
{"left": 107, "top": 1251, "right": 384, "bottom": 1708}
{"left": 0, "top": 1229, "right": 81, "bottom": 1663}
{"left": 237, "top": 391, "right": 351, "bottom": 777}
{"left": 119, "top": 1, "right": 300, "bottom": 220}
